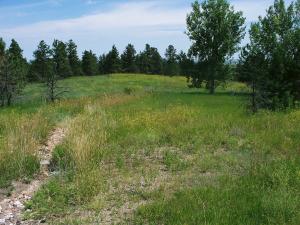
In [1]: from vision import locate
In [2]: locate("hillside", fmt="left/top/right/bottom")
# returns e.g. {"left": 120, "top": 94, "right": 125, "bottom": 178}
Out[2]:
{"left": 0, "top": 74, "right": 299, "bottom": 224}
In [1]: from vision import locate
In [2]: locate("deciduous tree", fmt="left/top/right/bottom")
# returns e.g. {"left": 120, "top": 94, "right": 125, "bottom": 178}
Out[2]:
{"left": 186, "top": 0, "right": 245, "bottom": 93}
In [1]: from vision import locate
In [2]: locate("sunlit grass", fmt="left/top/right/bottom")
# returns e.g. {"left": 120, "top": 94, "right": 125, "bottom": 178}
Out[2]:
{"left": 0, "top": 74, "right": 299, "bottom": 224}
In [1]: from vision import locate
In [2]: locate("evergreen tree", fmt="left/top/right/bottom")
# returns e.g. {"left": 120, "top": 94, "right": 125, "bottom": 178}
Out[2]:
{"left": 186, "top": 0, "right": 246, "bottom": 93}
{"left": 82, "top": 50, "right": 98, "bottom": 76}
{"left": 105, "top": 45, "right": 121, "bottom": 74}
{"left": 121, "top": 44, "right": 137, "bottom": 73}
{"left": 238, "top": 0, "right": 300, "bottom": 110}
{"left": 136, "top": 44, "right": 163, "bottom": 75}
{"left": 0, "top": 38, "right": 6, "bottom": 105}
{"left": 164, "top": 45, "right": 179, "bottom": 76}
{"left": 30, "top": 40, "right": 62, "bottom": 102}
{"left": 30, "top": 41, "right": 53, "bottom": 81}
{"left": 149, "top": 47, "right": 163, "bottom": 74}
{"left": 98, "top": 54, "right": 107, "bottom": 75}
{"left": 52, "top": 39, "right": 71, "bottom": 78}
{"left": 178, "top": 51, "right": 197, "bottom": 77}
{"left": 0, "top": 39, "right": 27, "bottom": 106}
{"left": 67, "top": 39, "right": 82, "bottom": 76}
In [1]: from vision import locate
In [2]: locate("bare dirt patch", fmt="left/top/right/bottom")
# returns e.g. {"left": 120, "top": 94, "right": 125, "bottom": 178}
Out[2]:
{"left": 0, "top": 128, "right": 66, "bottom": 225}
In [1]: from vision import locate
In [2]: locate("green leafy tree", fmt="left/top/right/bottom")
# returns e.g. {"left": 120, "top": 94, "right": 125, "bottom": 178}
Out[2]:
{"left": 67, "top": 39, "right": 82, "bottom": 76}
{"left": 121, "top": 44, "right": 137, "bottom": 73}
{"left": 0, "top": 39, "right": 27, "bottom": 106}
{"left": 82, "top": 50, "right": 98, "bottom": 76}
{"left": 186, "top": 0, "right": 246, "bottom": 93}
{"left": 164, "top": 45, "right": 179, "bottom": 76}
{"left": 239, "top": 0, "right": 300, "bottom": 110}
{"left": 52, "top": 39, "right": 72, "bottom": 78}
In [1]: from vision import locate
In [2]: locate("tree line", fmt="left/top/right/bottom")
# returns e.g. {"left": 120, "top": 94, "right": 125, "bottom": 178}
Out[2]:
{"left": 29, "top": 41, "right": 191, "bottom": 80}
{"left": 0, "top": 0, "right": 299, "bottom": 111}
{"left": 0, "top": 39, "right": 192, "bottom": 105}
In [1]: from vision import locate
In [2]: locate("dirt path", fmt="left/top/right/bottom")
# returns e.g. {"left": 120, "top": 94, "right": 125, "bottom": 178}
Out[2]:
{"left": 0, "top": 128, "right": 66, "bottom": 225}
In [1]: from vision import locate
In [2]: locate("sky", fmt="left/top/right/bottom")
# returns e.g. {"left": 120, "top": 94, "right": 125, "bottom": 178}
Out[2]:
{"left": 0, "top": 0, "right": 294, "bottom": 59}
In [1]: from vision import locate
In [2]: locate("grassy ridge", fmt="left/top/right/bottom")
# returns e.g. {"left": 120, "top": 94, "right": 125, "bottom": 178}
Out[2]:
{"left": 1, "top": 74, "right": 299, "bottom": 224}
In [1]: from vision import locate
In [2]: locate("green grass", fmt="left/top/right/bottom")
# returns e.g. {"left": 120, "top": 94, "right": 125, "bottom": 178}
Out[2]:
{"left": 1, "top": 74, "right": 299, "bottom": 224}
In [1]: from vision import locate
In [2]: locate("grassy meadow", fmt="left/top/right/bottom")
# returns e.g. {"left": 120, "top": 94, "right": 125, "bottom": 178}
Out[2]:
{"left": 0, "top": 74, "right": 299, "bottom": 224}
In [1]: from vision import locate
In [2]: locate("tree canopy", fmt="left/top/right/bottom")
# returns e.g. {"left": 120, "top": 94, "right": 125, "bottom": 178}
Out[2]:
{"left": 186, "top": 0, "right": 246, "bottom": 93}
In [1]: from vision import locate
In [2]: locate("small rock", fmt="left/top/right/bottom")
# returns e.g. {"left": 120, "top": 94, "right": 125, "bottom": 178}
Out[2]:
{"left": 4, "top": 213, "right": 13, "bottom": 220}
{"left": 14, "top": 200, "right": 24, "bottom": 209}
{"left": 0, "top": 219, "right": 5, "bottom": 225}
{"left": 3, "top": 199, "right": 10, "bottom": 204}
{"left": 40, "top": 160, "right": 50, "bottom": 166}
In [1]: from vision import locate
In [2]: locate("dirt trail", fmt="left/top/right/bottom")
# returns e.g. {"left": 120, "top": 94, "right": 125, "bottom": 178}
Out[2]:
{"left": 0, "top": 128, "right": 66, "bottom": 225}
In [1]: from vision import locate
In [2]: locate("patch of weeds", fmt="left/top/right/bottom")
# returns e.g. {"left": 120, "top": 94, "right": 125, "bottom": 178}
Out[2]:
{"left": 163, "top": 151, "right": 187, "bottom": 172}
{"left": 50, "top": 145, "right": 74, "bottom": 172}
{"left": 22, "top": 155, "right": 40, "bottom": 179}
{"left": 25, "top": 177, "right": 78, "bottom": 220}
{"left": 124, "top": 87, "right": 135, "bottom": 95}
{"left": 0, "top": 154, "right": 40, "bottom": 188}
{"left": 116, "top": 155, "right": 125, "bottom": 169}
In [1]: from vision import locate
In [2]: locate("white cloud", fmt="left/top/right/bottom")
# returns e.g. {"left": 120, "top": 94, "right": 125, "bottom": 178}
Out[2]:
{"left": 0, "top": 1, "right": 189, "bottom": 58}
{"left": 1, "top": 1, "right": 188, "bottom": 39}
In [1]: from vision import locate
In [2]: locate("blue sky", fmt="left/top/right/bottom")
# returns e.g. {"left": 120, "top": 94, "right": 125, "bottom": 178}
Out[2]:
{"left": 0, "top": 0, "right": 294, "bottom": 59}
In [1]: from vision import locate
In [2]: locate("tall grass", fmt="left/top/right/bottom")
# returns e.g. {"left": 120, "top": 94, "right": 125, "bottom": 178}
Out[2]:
{"left": 0, "top": 74, "right": 299, "bottom": 224}
{"left": 0, "top": 110, "right": 52, "bottom": 187}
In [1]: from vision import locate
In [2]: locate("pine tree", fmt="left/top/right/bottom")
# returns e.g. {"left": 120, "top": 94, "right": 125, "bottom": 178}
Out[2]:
{"left": 178, "top": 51, "right": 196, "bottom": 77}
{"left": 30, "top": 41, "right": 53, "bottom": 81}
{"left": 136, "top": 44, "right": 151, "bottom": 74}
{"left": 67, "top": 39, "right": 82, "bottom": 76}
{"left": 105, "top": 45, "right": 121, "bottom": 74}
{"left": 31, "top": 40, "right": 63, "bottom": 102}
{"left": 136, "top": 44, "right": 163, "bottom": 75}
{"left": 82, "top": 50, "right": 98, "bottom": 76}
{"left": 98, "top": 54, "right": 107, "bottom": 75}
{"left": 149, "top": 47, "right": 163, "bottom": 75}
{"left": 0, "top": 38, "right": 6, "bottom": 106}
{"left": 121, "top": 44, "right": 137, "bottom": 73}
{"left": 238, "top": 0, "right": 300, "bottom": 110}
{"left": 0, "top": 39, "right": 27, "bottom": 106}
{"left": 164, "top": 45, "right": 179, "bottom": 76}
{"left": 52, "top": 39, "right": 71, "bottom": 78}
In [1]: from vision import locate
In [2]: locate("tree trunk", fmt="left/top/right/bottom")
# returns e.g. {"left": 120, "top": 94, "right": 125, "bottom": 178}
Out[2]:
{"left": 251, "top": 80, "right": 257, "bottom": 113}
{"left": 7, "top": 93, "right": 12, "bottom": 106}
{"left": 209, "top": 66, "right": 216, "bottom": 94}
{"left": 209, "top": 79, "right": 215, "bottom": 94}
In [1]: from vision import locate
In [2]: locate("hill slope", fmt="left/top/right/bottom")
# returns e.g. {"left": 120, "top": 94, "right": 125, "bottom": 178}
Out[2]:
{"left": 0, "top": 74, "right": 299, "bottom": 224}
